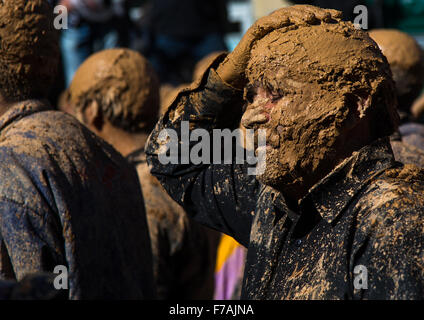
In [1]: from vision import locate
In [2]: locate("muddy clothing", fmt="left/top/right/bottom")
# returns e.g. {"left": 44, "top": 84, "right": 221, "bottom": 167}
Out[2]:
{"left": 390, "top": 131, "right": 424, "bottom": 167}
{"left": 146, "top": 66, "right": 424, "bottom": 299}
{"left": 0, "top": 100, "right": 155, "bottom": 299}
{"left": 127, "top": 149, "right": 219, "bottom": 300}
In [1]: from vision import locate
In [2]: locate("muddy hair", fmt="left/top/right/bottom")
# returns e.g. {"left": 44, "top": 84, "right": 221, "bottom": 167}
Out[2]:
{"left": 0, "top": 0, "right": 59, "bottom": 102}
{"left": 80, "top": 85, "right": 160, "bottom": 134}
{"left": 69, "top": 49, "right": 161, "bottom": 134}
{"left": 247, "top": 20, "right": 399, "bottom": 146}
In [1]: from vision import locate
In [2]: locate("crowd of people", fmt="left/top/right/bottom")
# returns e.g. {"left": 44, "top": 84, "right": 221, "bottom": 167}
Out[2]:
{"left": 1, "top": 0, "right": 424, "bottom": 300}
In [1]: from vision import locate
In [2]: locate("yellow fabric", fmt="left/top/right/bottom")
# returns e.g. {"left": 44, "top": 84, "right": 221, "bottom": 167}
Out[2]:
{"left": 215, "top": 234, "right": 241, "bottom": 272}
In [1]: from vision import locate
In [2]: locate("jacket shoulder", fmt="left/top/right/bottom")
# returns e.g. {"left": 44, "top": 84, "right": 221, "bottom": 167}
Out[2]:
{"left": 355, "top": 164, "right": 424, "bottom": 234}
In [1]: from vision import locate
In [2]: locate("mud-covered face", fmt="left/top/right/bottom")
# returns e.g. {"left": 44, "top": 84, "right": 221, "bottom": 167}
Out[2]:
{"left": 241, "top": 79, "right": 356, "bottom": 196}
{"left": 242, "top": 22, "right": 396, "bottom": 198}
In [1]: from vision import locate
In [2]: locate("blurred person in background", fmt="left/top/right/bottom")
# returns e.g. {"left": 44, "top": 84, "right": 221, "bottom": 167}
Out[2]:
{"left": 369, "top": 29, "right": 424, "bottom": 166}
{"left": 365, "top": 0, "right": 424, "bottom": 124}
{"left": 65, "top": 48, "right": 220, "bottom": 299}
{"left": 58, "top": 0, "right": 131, "bottom": 85}
{"left": 412, "top": 93, "right": 424, "bottom": 122}
{"left": 0, "top": 0, "right": 155, "bottom": 299}
{"left": 364, "top": 0, "right": 424, "bottom": 48}
{"left": 143, "top": 0, "right": 229, "bottom": 85}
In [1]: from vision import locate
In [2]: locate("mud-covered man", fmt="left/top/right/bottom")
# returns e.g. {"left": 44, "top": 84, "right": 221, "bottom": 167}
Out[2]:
{"left": 0, "top": 0, "right": 155, "bottom": 299}
{"left": 65, "top": 48, "right": 219, "bottom": 299}
{"left": 146, "top": 5, "right": 424, "bottom": 299}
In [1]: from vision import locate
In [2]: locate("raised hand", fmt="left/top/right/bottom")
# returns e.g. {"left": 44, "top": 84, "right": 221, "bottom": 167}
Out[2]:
{"left": 216, "top": 5, "right": 342, "bottom": 89}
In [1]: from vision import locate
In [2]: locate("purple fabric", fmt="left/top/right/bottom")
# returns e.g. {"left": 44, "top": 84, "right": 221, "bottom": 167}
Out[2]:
{"left": 214, "top": 246, "right": 246, "bottom": 300}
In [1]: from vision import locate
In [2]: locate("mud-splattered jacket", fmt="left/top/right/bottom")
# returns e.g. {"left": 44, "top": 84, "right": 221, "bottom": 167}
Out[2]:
{"left": 146, "top": 64, "right": 424, "bottom": 299}
{"left": 0, "top": 100, "right": 155, "bottom": 299}
{"left": 127, "top": 149, "right": 219, "bottom": 300}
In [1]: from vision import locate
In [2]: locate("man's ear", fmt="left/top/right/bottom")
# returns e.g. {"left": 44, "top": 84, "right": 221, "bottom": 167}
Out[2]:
{"left": 82, "top": 100, "right": 104, "bottom": 133}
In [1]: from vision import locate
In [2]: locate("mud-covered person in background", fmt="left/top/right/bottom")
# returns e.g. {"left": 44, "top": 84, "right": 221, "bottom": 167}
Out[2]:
{"left": 369, "top": 29, "right": 424, "bottom": 166}
{"left": 412, "top": 93, "right": 424, "bottom": 123}
{"left": 146, "top": 5, "right": 424, "bottom": 299}
{"left": 65, "top": 48, "right": 220, "bottom": 299}
{"left": 145, "top": 0, "right": 228, "bottom": 85}
{"left": 0, "top": 0, "right": 155, "bottom": 299}
{"left": 57, "top": 0, "right": 130, "bottom": 86}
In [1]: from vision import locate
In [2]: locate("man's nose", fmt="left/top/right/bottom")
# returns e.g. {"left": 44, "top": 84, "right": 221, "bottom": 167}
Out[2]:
{"left": 241, "top": 108, "right": 269, "bottom": 129}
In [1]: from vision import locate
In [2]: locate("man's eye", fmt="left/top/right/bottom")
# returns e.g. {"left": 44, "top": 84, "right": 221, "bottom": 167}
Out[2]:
{"left": 270, "top": 94, "right": 280, "bottom": 102}
{"left": 246, "top": 91, "right": 255, "bottom": 103}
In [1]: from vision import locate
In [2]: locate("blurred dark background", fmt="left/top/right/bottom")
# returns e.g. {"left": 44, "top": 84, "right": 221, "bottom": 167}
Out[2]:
{"left": 47, "top": 0, "right": 424, "bottom": 107}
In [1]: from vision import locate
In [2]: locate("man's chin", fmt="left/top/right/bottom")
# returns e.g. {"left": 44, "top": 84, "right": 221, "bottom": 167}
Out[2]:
{"left": 255, "top": 166, "right": 305, "bottom": 198}
{"left": 255, "top": 169, "right": 286, "bottom": 191}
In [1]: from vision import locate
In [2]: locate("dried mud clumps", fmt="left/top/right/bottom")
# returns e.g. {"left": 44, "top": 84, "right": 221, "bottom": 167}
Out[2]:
{"left": 0, "top": 0, "right": 59, "bottom": 101}
{"left": 244, "top": 20, "right": 398, "bottom": 195}
{"left": 192, "top": 51, "right": 226, "bottom": 82}
{"left": 369, "top": 29, "right": 424, "bottom": 111}
{"left": 68, "top": 48, "right": 160, "bottom": 132}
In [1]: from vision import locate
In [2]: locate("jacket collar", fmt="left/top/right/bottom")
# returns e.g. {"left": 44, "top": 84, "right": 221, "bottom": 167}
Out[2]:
{"left": 299, "top": 138, "right": 396, "bottom": 224}
{"left": 126, "top": 147, "right": 147, "bottom": 166}
{"left": 0, "top": 99, "right": 51, "bottom": 135}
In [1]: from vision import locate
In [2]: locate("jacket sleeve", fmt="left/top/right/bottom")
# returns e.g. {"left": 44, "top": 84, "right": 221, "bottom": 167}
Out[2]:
{"left": 146, "top": 57, "right": 260, "bottom": 247}
{"left": 0, "top": 200, "right": 65, "bottom": 282}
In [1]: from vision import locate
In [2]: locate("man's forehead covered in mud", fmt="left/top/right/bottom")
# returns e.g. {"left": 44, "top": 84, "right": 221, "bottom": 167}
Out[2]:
{"left": 246, "top": 22, "right": 396, "bottom": 119}
{"left": 68, "top": 49, "right": 160, "bottom": 132}
{"left": 0, "top": 0, "right": 59, "bottom": 101}
{"left": 242, "top": 19, "right": 399, "bottom": 196}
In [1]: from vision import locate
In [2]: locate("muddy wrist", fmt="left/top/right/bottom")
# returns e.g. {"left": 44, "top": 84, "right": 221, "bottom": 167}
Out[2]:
{"left": 216, "top": 57, "right": 247, "bottom": 90}
{"left": 190, "top": 67, "right": 244, "bottom": 129}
